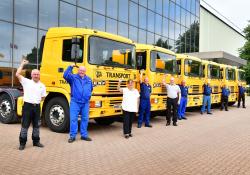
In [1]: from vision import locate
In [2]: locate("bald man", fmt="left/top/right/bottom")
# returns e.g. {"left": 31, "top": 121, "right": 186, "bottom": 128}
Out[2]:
{"left": 16, "top": 58, "right": 46, "bottom": 150}
{"left": 177, "top": 80, "right": 189, "bottom": 120}
{"left": 201, "top": 81, "right": 212, "bottom": 115}
{"left": 163, "top": 76, "right": 181, "bottom": 126}
{"left": 63, "top": 64, "right": 93, "bottom": 143}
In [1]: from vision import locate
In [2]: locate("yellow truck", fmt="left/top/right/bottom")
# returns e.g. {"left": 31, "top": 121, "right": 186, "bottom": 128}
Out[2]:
{"left": 0, "top": 27, "right": 137, "bottom": 132}
{"left": 206, "top": 61, "right": 222, "bottom": 104}
{"left": 176, "top": 54, "right": 203, "bottom": 107}
{"left": 135, "top": 44, "right": 177, "bottom": 115}
{"left": 220, "top": 64, "right": 238, "bottom": 105}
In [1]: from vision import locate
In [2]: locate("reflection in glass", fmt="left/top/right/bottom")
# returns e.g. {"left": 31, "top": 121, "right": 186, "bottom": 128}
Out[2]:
{"left": 129, "top": 2, "right": 138, "bottom": 27}
{"left": 14, "top": 25, "right": 37, "bottom": 66}
{"left": 191, "top": 0, "right": 196, "bottom": 14}
{"left": 129, "top": 25, "right": 138, "bottom": 42}
{"left": 139, "top": 0, "right": 147, "bottom": 7}
{"left": 107, "top": 0, "right": 118, "bottom": 19}
{"left": 118, "top": 22, "right": 128, "bottom": 38}
{"left": 78, "top": 0, "right": 92, "bottom": 10}
{"left": 106, "top": 18, "right": 117, "bottom": 34}
{"left": 139, "top": 6, "right": 147, "bottom": 29}
{"left": 208, "top": 64, "right": 220, "bottom": 79}
{"left": 169, "top": 1, "right": 175, "bottom": 20}
{"left": 176, "top": 5, "right": 181, "bottom": 24}
{"left": 39, "top": 0, "right": 58, "bottom": 30}
{"left": 93, "top": 0, "right": 105, "bottom": 15}
{"left": 175, "top": 23, "right": 180, "bottom": 40}
{"left": 118, "top": 0, "right": 128, "bottom": 23}
{"left": 77, "top": 8, "right": 92, "bottom": 28}
{"left": 169, "top": 20, "right": 174, "bottom": 39}
{"left": 155, "top": 14, "right": 162, "bottom": 35}
{"left": 15, "top": 0, "right": 38, "bottom": 27}
{"left": 88, "top": 36, "right": 136, "bottom": 69}
{"left": 150, "top": 51, "right": 176, "bottom": 74}
{"left": 181, "top": 8, "right": 186, "bottom": 26}
{"left": 163, "top": 17, "right": 168, "bottom": 37}
{"left": 184, "top": 59, "right": 202, "bottom": 77}
{"left": 63, "top": 0, "right": 76, "bottom": 5}
{"left": 38, "top": 30, "right": 46, "bottom": 64}
{"left": 181, "top": 0, "right": 186, "bottom": 8}
{"left": 0, "top": 0, "right": 13, "bottom": 21}
{"left": 163, "top": 0, "right": 169, "bottom": 18}
{"left": 147, "top": 10, "right": 155, "bottom": 32}
{"left": 138, "top": 29, "right": 146, "bottom": 43}
{"left": 93, "top": 13, "right": 105, "bottom": 31}
{"left": 147, "top": 32, "right": 154, "bottom": 44}
{"left": 0, "top": 22, "right": 12, "bottom": 64}
{"left": 148, "top": 0, "right": 155, "bottom": 11}
{"left": 156, "top": 0, "right": 162, "bottom": 14}
{"left": 60, "top": 2, "right": 76, "bottom": 27}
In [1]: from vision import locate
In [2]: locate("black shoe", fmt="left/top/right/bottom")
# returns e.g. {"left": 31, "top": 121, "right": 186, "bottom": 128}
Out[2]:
{"left": 243, "top": 106, "right": 246, "bottom": 108}
{"left": 166, "top": 122, "right": 171, "bottom": 126}
{"left": 68, "top": 138, "right": 75, "bottom": 143}
{"left": 200, "top": 112, "right": 203, "bottom": 115}
{"left": 178, "top": 118, "right": 182, "bottom": 120}
{"left": 137, "top": 124, "right": 142, "bottom": 128}
{"left": 173, "top": 123, "right": 178, "bottom": 126}
{"left": 33, "top": 142, "right": 44, "bottom": 148}
{"left": 225, "top": 109, "right": 228, "bottom": 111}
{"left": 207, "top": 112, "right": 212, "bottom": 115}
{"left": 19, "top": 145, "right": 25, "bottom": 151}
{"left": 129, "top": 133, "right": 133, "bottom": 137}
{"left": 237, "top": 106, "right": 240, "bottom": 108}
{"left": 81, "top": 137, "right": 92, "bottom": 141}
{"left": 182, "top": 117, "right": 187, "bottom": 120}
{"left": 124, "top": 134, "right": 130, "bottom": 139}
{"left": 145, "top": 124, "right": 152, "bottom": 128}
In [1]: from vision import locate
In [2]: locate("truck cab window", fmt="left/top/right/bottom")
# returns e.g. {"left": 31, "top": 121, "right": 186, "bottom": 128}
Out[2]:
{"left": 62, "top": 38, "right": 83, "bottom": 63}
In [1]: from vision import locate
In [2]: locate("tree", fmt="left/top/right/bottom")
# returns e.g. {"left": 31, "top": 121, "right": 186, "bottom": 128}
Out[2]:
{"left": 239, "top": 20, "right": 250, "bottom": 84}
{"left": 154, "top": 38, "right": 172, "bottom": 50}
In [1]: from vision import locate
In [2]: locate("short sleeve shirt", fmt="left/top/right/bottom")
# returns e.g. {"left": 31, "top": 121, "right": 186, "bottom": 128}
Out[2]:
{"left": 121, "top": 88, "right": 140, "bottom": 112}
{"left": 20, "top": 77, "right": 46, "bottom": 104}
{"left": 165, "top": 84, "right": 181, "bottom": 99}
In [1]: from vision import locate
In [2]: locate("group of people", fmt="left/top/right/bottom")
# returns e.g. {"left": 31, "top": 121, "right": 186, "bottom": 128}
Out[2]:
{"left": 16, "top": 61, "right": 247, "bottom": 150}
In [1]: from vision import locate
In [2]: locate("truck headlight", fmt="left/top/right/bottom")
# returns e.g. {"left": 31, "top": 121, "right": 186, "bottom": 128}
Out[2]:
{"left": 95, "top": 101, "right": 102, "bottom": 108}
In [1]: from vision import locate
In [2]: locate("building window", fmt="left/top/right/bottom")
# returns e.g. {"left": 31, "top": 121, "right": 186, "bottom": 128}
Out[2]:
{"left": 148, "top": 0, "right": 155, "bottom": 11}
{"left": 156, "top": 0, "right": 162, "bottom": 14}
{"left": 139, "top": 0, "right": 147, "bottom": 7}
{"left": 13, "top": 25, "right": 37, "bottom": 67}
{"left": 118, "top": 22, "right": 128, "bottom": 38}
{"left": 163, "top": 17, "right": 168, "bottom": 37}
{"left": 155, "top": 14, "right": 162, "bottom": 35}
{"left": 129, "top": 25, "right": 138, "bottom": 42}
{"left": 147, "top": 31, "right": 154, "bottom": 44}
{"left": 106, "top": 18, "right": 117, "bottom": 34}
{"left": 129, "top": 2, "right": 138, "bottom": 27}
{"left": 59, "top": 1, "right": 76, "bottom": 27}
{"left": 163, "top": 0, "right": 169, "bottom": 18}
{"left": 118, "top": 0, "right": 128, "bottom": 23}
{"left": 63, "top": 0, "right": 76, "bottom": 5}
{"left": 77, "top": 7, "right": 92, "bottom": 28}
{"left": 15, "top": 0, "right": 38, "bottom": 27}
{"left": 138, "top": 29, "right": 146, "bottom": 43}
{"left": 147, "top": 10, "right": 155, "bottom": 32}
{"left": 169, "top": 20, "right": 175, "bottom": 39}
{"left": 0, "top": 21, "right": 12, "bottom": 66}
{"left": 0, "top": 0, "right": 13, "bottom": 22}
{"left": 39, "top": 0, "right": 58, "bottom": 30}
{"left": 78, "top": 0, "right": 92, "bottom": 10}
{"left": 169, "top": 1, "right": 175, "bottom": 21}
{"left": 93, "top": 13, "right": 105, "bottom": 31}
{"left": 176, "top": 5, "right": 181, "bottom": 24}
{"left": 139, "top": 6, "right": 147, "bottom": 30}
{"left": 93, "top": 0, "right": 105, "bottom": 15}
{"left": 107, "top": 0, "right": 118, "bottom": 19}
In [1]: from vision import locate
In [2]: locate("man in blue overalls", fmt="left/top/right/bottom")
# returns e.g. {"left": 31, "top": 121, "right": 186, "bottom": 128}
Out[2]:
{"left": 64, "top": 65, "right": 93, "bottom": 143}
{"left": 238, "top": 83, "right": 246, "bottom": 108}
{"left": 138, "top": 71, "right": 152, "bottom": 128}
{"left": 201, "top": 80, "right": 212, "bottom": 115}
{"left": 178, "top": 79, "right": 188, "bottom": 120}
{"left": 221, "top": 83, "right": 230, "bottom": 111}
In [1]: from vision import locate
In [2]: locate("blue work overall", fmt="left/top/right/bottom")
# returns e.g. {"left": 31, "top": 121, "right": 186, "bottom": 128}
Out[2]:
{"left": 177, "top": 85, "right": 188, "bottom": 119}
{"left": 138, "top": 83, "right": 151, "bottom": 127}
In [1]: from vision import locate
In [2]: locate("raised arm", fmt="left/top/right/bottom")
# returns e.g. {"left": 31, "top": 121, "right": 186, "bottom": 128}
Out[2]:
{"left": 63, "top": 65, "right": 74, "bottom": 84}
{"left": 139, "top": 70, "right": 144, "bottom": 84}
{"left": 16, "top": 57, "right": 29, "bottom": 82}
{"left": 117, "top": 79, "right": 123, "bottom": 93}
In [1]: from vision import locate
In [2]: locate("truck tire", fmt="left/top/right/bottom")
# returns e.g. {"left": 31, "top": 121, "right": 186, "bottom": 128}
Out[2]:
{"left": 94, "top": 118, "right": 115, "bottom": 126}
{"left": 0, "top": 93, "right": 15, "bottom": 123}
{"left": 45, "top": 97, "right": 69, "bottom": 133}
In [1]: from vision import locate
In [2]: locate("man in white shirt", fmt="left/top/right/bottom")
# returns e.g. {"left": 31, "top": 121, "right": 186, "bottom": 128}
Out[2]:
{"left": 16, "top": 58, "right": 46, "bottom": 150}
{"left": 162, "top": 76, "right": 181, "bottom": 126}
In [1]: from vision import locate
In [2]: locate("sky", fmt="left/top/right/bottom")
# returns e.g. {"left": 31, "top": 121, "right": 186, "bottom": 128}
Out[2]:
{"left": 201, "top": 0, "right": 250, "bottom": 32}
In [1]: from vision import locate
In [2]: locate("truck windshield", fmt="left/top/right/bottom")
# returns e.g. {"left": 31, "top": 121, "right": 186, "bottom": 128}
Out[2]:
{"left": 88, "top": 36, "right": 136, "bottom": 69}
{"left": 150, "top": 51, "right": 176, "bottom": 74}
{"left": 226, "top": 68, "right": 235, "bottom": 80}
{"left": 184, "top": 59, "right": 202, "bottom": 77}
{"left": 238, "top": 71, "right": 246, "bottom": 81}
{"left": 208, "top": 64, "right": 220, "bottom": 79}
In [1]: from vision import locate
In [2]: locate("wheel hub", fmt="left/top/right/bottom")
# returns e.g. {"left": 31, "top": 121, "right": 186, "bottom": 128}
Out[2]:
{"left": 0, "top": 100, "right": 11, "bottom": 118}
{"left": 49, "top": 105, "right": 65, "bottom": 126}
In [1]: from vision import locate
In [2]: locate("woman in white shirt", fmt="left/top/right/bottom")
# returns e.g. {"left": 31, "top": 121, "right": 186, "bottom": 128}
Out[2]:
{"left": 118, "top": 79, "right": 140, "bottom": 139}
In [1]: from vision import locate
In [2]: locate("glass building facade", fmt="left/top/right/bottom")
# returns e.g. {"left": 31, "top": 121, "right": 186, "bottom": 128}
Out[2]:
{"left": 0, "top": 0, "right": 200, "bottom": 84}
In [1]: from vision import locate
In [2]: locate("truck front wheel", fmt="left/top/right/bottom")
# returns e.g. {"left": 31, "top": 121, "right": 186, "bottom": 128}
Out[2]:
{"left": 0, "top": 93, "right": 15, "bottom": 123}
{"left": 45, "top": 97, "right": 69, "bottom": 133}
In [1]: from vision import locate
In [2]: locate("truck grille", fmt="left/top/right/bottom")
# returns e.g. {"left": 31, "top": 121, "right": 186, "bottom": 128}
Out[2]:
{"left": 107, "top": 80, "right": 126, "bottom": 93}
{"left": 213, "top": 86, "right": 219, "bottom": 93}
{"left": 109, "top": 99, "right": 122, "bottom": 108}
{"left": 191, "top": 85, "right": 200, "bottom": 94}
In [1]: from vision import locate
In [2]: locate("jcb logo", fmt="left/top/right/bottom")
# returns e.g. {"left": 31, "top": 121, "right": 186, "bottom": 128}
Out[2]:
{"left": 96, "top": 71, "right": 102, "bottom": 78}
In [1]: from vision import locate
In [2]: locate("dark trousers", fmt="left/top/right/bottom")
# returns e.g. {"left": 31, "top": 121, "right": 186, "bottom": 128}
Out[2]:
{"left": 221, "top": 96, "right": 228, "bottom": 110}
{"left": 123, "top": 110, "right": 135, "bottom": 135}
{"left": 166, "top": 97, "right": 178, "bottom": 124}
{"left": 19, "top": 102, "right": 40, "bottom": 146}
{"left": 238, "top": 94, "right": 245, "bottom": 107}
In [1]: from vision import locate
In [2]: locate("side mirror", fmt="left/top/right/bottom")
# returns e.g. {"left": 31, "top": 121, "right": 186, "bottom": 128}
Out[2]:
{"left": 71, "top": 37, "right": 81, "bottom": 61}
